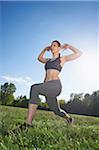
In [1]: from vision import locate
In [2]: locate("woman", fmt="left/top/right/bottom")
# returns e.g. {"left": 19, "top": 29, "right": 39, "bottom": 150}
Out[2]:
{"left": 25, "top": 40, "right": 82, "bottom": 125}
{"left": 12, "top": 40, "right": 82, "bottom": 132}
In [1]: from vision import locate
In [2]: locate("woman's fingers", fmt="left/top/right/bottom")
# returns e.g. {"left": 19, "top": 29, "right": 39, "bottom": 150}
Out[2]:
{"left": 47, "top": 46, "right": 52, "bottom": 51}
{"left": 61, "top": 44, "right": 70, "bottom": 50}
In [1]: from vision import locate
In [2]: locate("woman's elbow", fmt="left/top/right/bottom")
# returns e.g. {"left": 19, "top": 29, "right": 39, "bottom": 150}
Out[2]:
{"left": 77, "top": 50, "right": 83, "bottom": 57}
{"left": 38, "top": 57, "right": 41, "bottom": 62}
{"left": 75, "top": 51, "right": 82, "bottom": 59}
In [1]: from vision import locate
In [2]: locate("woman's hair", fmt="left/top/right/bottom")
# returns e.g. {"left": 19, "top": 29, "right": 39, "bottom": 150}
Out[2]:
{"left": 52, "top": 40, "right": 61, "bottom": 47}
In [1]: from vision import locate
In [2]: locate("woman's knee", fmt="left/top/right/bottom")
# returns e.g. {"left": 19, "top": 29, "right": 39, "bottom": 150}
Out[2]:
{"left": 31, "top": 84, "right": 39, "bottom": 91}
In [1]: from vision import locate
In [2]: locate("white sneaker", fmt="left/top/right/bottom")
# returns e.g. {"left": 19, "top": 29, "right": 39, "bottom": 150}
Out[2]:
{"left": 66, "top": 117, "right": 74, "bottom": 124}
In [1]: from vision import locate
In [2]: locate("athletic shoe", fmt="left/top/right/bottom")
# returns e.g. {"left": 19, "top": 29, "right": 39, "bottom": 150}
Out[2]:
{"left": 66, "top": 117, "right": 74, "bottom": 124}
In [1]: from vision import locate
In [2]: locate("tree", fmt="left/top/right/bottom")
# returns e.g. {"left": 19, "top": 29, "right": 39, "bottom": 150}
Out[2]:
{"left": 70, "top": 93, "right": 74, "bottom": 101}
{"left": 58, "top": 99, "right": 66, "bottom": 106}
{"left": 16, "top": 95, "right": 27, "bottom": 101}
{"left": 66, "top": 91, "right": 99, "bottom": 116}
{"left": 90, "top": 91, "right": 99, "bottom": 116}
{"left": 0, "top": 82, "right": 16, "bottom": 105}
{"left": 73, "top": 93, "right": 84, "bottom": 101}
{"left": 0, "top": 92, "right": 1, "bottom": 104}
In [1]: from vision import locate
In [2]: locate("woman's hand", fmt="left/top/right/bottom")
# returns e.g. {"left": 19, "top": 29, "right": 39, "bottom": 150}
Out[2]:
{"left": 44, "top": 46, "right": 51, "bottom": 51}
{"left": 60, "top": 44, "right": 70, "bottom": 50}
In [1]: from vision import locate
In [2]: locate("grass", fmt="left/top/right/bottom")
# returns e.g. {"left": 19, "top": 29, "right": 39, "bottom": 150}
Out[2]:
{"left": 0, "top": 105, "right": 99, "bottom": 150}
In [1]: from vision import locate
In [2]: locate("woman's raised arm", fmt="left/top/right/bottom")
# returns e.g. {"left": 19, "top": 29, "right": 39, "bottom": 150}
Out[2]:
{"left": 61, "top": 44, "right": 82, "bottom": 62}
{"left": 38, "top": 46, "right": 51, "bottom": 63}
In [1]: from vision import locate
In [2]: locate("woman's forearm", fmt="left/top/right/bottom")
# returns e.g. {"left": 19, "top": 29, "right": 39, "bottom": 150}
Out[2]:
{"left": 38, "top": 49, "right": 46, "bottom": 60}
{"left": 69, "top": 45, "right": 82, "bottom": 55}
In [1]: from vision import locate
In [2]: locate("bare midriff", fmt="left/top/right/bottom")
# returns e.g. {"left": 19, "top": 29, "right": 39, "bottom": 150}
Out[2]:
{"left": 44, "top": 69, "right": 60, "bottom": 82}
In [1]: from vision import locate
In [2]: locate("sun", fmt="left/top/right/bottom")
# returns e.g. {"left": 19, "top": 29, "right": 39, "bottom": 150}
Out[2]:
{"left": 74, "top": 51, "right": 98, "bottom": 89}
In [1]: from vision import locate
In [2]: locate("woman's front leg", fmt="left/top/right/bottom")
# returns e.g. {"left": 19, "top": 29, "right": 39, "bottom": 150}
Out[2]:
{"left": 26, "top": 103, "right": 38, "bottom": 125}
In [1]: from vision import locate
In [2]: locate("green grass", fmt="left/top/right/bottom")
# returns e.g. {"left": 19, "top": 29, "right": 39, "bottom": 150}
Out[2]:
{"left": 0, "top": 105, "right": 99, "bottom": 150}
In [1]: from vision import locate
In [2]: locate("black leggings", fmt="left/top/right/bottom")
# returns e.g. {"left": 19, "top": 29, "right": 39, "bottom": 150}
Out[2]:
{"left": 29, "top": 79, "right": 68, "bottom": 118}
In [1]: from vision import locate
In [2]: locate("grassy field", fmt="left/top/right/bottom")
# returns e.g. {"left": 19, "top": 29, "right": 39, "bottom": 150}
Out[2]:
{"left": 0, "top": 105, "right": 99, "bottom": 150}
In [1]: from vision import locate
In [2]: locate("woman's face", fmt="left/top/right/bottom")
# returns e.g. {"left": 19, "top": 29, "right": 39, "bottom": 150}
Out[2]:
{"left": 50, "top": 42, "right": 60, "bottom": 54}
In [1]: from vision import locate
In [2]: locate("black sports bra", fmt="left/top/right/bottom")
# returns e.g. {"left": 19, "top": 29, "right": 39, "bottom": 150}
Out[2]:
{"left": 45, "top": 54, "right": 62, "bottom": 72}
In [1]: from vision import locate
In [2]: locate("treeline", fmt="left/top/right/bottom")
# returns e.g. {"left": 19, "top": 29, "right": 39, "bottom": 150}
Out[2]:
{"left": 60, "top": 92, "right": 99, "bottom": 117}
{"left": 0, "top": 82, "right": 99, "bottom": 116}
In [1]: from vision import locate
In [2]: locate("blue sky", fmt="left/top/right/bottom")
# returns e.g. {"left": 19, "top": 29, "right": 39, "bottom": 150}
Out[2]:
{"left": 0, "top": 1, "right": 98, "bottom": 102}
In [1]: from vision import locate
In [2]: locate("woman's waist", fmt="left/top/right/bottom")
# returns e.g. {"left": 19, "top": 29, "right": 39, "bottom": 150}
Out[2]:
{"left": 46, "top": 69, "right": 60, "bottom": 76}
{"left": 45, "top": 76, "right": 60, "bottom": 82}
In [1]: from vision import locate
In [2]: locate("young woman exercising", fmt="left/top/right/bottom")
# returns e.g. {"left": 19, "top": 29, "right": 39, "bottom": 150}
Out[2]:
{"left": 12, "top": 40, "right": 82, "bottom": 132}
{"left": 25, "top": 40, "right": 82, "bottom": 126}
